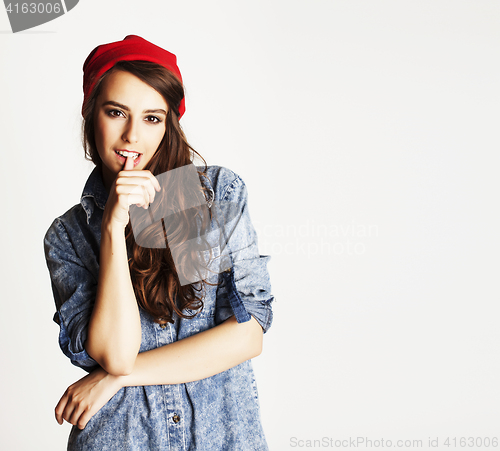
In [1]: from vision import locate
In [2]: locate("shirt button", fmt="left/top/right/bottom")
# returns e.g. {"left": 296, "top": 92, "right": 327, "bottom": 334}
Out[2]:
{"left": 172, "top": 414, "right": 180, "bottom": 423}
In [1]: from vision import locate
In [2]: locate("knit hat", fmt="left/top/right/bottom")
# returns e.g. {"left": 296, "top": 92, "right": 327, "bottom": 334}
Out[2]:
{"left": 82, "top": 35, "right": 185, "bottom": 118}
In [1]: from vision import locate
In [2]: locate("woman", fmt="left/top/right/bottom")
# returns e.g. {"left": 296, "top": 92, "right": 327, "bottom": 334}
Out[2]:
{"left": 44, "top": 35, "right": 274, "bottom": 450}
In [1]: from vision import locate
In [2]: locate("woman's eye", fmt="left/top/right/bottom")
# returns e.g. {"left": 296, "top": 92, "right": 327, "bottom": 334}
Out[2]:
{"left": 146, "top": 115, "right": 161, "bottom": 124}
{"left": 107, "top": 109, "right": 124, "bottom": 118}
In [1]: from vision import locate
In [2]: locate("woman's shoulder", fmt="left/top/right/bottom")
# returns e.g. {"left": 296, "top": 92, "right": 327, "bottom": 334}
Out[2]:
{"left": 197, "top": 165, "right": 247, "bottom": 202}
{"left": 44, "top": 203, "right": 89, "bottom": 246}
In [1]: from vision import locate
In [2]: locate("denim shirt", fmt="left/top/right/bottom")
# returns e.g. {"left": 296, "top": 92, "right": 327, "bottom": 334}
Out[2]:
{"left": 43, "top": 165, "right": 274, "bottom": 450}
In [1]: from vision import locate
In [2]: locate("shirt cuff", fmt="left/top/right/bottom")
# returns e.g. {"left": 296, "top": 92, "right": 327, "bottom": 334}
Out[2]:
{"left": 217, "top": 263, "right": 274, "bottom": 333}
{"left": 55, "top": 310, "right": 98, "bottom": 372}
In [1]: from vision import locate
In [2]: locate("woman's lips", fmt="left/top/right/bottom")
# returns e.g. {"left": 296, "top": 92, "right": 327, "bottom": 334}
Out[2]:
{"left": 114, "top": 150, "right": 142, "bottom": 167}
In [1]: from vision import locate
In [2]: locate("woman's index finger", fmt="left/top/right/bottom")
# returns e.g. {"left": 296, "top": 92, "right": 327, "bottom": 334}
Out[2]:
{"left": 123, "top": 156, "right": 135, "bottom": 171}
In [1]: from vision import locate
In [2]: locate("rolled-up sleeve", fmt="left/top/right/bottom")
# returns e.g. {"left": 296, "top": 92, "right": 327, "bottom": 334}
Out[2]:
{"left": 214, "top": 170, "right": 274, "bottom": 333}
{"left": 44, "top": 218, "right": 98, "bottom": 372}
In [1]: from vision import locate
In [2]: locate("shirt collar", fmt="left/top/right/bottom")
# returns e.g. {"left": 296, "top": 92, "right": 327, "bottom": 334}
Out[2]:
{"left": 80, "top": 167, "right": 109, "bottom": 224}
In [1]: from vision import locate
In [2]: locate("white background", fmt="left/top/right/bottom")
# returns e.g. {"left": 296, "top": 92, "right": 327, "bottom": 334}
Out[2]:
{"left": 1, "top": 1, "right": 499, "bottom": 450}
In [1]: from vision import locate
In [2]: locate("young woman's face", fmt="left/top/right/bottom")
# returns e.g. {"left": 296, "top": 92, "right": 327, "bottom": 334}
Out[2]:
{"left": 93, "top": 69, "right": 168, "bottom": 190}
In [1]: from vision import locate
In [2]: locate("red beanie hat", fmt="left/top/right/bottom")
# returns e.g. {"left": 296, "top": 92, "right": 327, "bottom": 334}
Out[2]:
{"left": 82, "top": 35, "right": 185, "bottom": 118}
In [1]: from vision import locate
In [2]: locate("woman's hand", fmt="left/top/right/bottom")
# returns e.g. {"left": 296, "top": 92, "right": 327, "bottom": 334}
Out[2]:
{"left": 103, "top": 156, "right": 161, "bottom": 229}
{"left": 55, "top": 367, "right": 123, "bottom": 430}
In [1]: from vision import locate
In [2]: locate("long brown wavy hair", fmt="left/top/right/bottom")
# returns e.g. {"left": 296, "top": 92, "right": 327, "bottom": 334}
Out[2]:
{"left": 83, "top": 60, "right": 215, "bottom": 324}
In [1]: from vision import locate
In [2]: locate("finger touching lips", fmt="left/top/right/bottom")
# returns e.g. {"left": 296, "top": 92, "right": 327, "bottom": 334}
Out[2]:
{"left": 124, "top": 156, "right": 134, "bottom": 170}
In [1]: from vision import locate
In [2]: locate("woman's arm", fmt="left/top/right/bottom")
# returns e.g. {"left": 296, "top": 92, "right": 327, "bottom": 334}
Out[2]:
{"left": 85, "top": 157, "right": 160, "bottom": 376}
{"left": 85, "top": 219, "right": 141, "bottom": 376}
{"left": 55, "top": 315, "right": 263, "bottom": 429}
{"left": 124, "top": 315, "right": 262, "bottom": 386}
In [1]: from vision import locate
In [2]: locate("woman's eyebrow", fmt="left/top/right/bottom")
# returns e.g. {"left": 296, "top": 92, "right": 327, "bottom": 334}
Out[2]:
{"left": 102, "top": 100, "right": 167, "bottom": 115}
{"left": 144, "top": 108, "right": 167, "bottom": 115}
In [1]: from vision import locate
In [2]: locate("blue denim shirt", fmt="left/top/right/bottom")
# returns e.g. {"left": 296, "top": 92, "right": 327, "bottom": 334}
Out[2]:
{"left": 44, "top": 165, "right": 274, "bottom": 450}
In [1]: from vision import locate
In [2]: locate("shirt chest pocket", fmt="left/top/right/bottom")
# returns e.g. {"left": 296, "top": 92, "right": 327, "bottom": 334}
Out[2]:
{"left": 198, "top": 244, "right": 226, "bottom": 284}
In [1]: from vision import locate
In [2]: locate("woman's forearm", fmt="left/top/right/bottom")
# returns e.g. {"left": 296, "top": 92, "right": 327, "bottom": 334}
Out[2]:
{"left": 119, "top": 315, "right": 263, "bottom": 387}
{"left": 85, "top": 223, "right": 141, "bottom": 376}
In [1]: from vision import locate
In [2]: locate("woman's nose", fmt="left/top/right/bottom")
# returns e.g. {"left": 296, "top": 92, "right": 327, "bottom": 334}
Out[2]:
{"left": 122, "top": 119, "right": 139, "bottom": 144}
